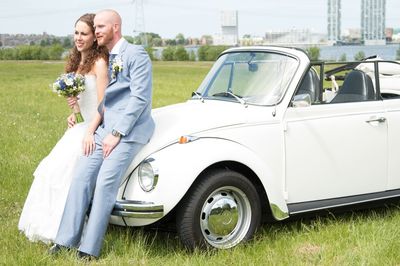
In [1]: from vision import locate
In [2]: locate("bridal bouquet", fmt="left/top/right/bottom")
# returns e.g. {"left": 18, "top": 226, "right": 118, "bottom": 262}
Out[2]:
{"left": 52, "top": 73, "right": 86, "bottom": 123}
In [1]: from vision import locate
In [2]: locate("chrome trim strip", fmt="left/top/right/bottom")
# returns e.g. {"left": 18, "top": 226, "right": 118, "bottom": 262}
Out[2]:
{"left": 288, "top": 190, "right": 400, "bottom": 215}
{"left": 112, "top": 210, "right": 163, "bottom": 219}
{"left": 112, "top": 200, "right": 164, "bottom": 219}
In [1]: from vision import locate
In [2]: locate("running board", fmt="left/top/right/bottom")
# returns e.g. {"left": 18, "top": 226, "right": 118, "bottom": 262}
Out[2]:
{"left": 287, "top": 189, "right": 400, "bottom": 215}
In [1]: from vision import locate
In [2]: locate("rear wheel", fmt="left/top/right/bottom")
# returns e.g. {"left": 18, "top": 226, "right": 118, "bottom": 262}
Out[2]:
{"left": 176, "top": 169, "right": 261, "bottom": 249}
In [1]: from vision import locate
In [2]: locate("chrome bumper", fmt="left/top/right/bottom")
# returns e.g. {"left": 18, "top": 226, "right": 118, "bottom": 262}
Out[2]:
{"left": 111, "top": 200, "right": 164, "bottom": 219}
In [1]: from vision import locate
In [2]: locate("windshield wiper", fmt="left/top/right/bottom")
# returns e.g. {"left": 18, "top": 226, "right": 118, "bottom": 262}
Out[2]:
{"left": 226, "top": 91, "right": 247, "bottom": 107}
{"left": 211, "top": 91, "right": 247, "bottom": 107}
{"left": 191, "top": 91, "right": 204, "bottom": 103}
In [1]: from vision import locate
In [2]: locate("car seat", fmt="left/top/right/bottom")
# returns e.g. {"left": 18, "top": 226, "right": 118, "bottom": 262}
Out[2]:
{"left": 297, "top": 68, "right": 320, "bottom": 103}
{"left": 330, "top": 70, "right": 375, "bottom": 103}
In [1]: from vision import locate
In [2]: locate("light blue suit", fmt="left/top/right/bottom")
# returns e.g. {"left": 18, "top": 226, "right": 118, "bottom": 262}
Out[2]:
{"left": 55, "top": 40, "right": 154, "bottom": 257}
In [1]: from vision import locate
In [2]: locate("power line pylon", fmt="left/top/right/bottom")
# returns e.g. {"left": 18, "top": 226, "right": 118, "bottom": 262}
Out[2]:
{"left": 132, "top": 0, "right": 147, "bottom": 47}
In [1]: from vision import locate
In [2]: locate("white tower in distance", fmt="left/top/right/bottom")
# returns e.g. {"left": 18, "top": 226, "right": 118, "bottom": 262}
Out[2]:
{"left": 214, "top": 10, "right": 239, "bottom": 46}
{"left": 327, "top": 0, "right": 341, "bottom": 44}
{"left": 361, "top": 0, "right": 386, "bottom": 45}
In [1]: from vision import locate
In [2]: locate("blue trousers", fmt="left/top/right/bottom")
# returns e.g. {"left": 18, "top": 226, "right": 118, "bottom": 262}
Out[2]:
{"left": 55, "top": 137, "right": 143, "bottom": 257}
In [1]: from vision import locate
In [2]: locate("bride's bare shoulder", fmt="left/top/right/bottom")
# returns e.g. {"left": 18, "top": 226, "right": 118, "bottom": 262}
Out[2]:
{"left": 94, "top": 57, "right": 108, "bottom": 69}
{"left": 92, "top": 57, "right": 108, "bottom": 76}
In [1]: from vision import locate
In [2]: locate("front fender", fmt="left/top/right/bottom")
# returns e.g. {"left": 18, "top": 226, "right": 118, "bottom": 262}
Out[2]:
{"left": 114, "top": 137, "right": 288, "bottom": 226}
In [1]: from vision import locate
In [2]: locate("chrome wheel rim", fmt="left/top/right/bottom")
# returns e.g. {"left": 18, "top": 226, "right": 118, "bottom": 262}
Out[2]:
{"left": 199, "top": 186, "right": 252, "bottom": 249}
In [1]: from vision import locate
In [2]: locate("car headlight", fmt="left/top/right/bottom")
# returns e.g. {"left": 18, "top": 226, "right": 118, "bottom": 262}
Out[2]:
{"left": 138, "top": 158, "right": 159, "bottom": 192}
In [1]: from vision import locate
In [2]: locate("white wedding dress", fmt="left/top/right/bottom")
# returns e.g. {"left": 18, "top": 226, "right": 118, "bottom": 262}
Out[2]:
{"left": 18, "top": 75, "right": 98, "bottom": 243}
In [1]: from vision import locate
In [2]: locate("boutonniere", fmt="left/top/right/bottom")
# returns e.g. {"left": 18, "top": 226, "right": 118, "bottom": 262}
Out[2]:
{"left": 111, "top": 57, "right": 123, "bottom": 79}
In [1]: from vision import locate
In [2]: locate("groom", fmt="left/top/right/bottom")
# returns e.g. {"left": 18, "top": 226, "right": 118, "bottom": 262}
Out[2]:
{"left": 50, "top": 9, "right": 154, "bottom": 259}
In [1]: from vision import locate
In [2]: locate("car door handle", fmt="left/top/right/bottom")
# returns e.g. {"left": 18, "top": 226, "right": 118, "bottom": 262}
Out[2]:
{"left": 366, "top": 117, "right": 386, "bottom": 123}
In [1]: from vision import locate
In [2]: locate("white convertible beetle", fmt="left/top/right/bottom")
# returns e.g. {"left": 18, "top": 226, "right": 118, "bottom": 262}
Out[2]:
{"left": 110, "top": 46, "right": 400, "bottom": 249}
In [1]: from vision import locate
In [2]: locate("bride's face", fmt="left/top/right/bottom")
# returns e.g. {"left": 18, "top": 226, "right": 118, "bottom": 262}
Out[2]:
{"left": 74, "top": 21, "right": 96, "bottom": 53}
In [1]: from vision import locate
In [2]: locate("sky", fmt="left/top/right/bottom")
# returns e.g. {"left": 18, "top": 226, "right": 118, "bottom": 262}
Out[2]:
{"left": 1, "top": 0, "right": 399, "bottom": 38}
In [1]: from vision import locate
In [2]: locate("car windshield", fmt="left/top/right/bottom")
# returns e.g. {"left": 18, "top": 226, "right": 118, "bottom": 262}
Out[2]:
{"left": 194, "top": 51, "right": 299, "bottom": 105}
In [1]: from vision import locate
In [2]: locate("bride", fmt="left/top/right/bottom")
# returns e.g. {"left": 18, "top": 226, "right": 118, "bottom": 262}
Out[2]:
{"left": 18, "top": 13, "right": 109, "bottom": 243}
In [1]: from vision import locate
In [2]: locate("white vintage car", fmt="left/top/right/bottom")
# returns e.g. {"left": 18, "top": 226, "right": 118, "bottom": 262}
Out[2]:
{"left": 110, "top": 46, "right": 400, "bottom": 249}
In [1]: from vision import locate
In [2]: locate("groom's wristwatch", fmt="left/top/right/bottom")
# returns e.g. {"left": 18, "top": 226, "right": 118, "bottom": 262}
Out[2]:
{"left": 111, "top": 129, "right": 122, "bottom": 138}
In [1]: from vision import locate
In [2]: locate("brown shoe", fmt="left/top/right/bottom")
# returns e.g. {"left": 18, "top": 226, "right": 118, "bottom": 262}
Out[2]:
{"left": 77, "top": 250, "right": 97, "bottom": 261}
{"left": 48, "top": 244, "right": 69, "bottom": 255}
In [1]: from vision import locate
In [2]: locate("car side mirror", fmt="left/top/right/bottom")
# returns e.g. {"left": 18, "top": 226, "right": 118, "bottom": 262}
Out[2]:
{"left": 291, "top": 94, "right": 311, "bottom": 107}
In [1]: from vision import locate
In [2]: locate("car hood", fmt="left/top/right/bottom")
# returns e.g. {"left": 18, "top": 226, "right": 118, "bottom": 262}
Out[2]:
{"left": 131, "top": 100, "right": 247, "bottom": 166}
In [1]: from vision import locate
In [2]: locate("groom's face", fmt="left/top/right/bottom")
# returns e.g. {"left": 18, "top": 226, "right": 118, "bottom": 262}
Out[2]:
{"left": 94, "top": 14, "right": 114, "bottom": 50}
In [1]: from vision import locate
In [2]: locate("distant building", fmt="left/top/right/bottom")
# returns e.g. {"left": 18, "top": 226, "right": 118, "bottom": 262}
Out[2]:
{"left": 342, "top": 28, "right": 362, "bottom": 43}
{"left": 264, "top": 29, "right": 326, "bottom": 46}
{"left": 385, "top": 27, "right": 393, "bottom": 42}
{"left": 200, "top": 35, "right": 213, "bottom": 45}
{"left": 392, "top": 33, "right": 400, "bottom": 43}
{"left": 392, "top": 28, "right": 400, "bottom": 43}
{"left": 361, "top": 0, "right": 386, "bottom": 45}
{"left": 327, "top": 0, "right": 341, "bottom": 44}
{"left": 240, "top": 35, "right": 264, "bottom": 46}
{"left": 213, "top": 10, "right": 239, "bottom": 46}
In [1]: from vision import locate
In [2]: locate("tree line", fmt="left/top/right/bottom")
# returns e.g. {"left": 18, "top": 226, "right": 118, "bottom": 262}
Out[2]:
{"left": 2, "top": 40, "right": 399, "bottom": 61}
{"left": 0, "top": 35, "right": 71, "bottom": 60}
{"left": 0, "top": 44, "right": 64, "bottom": 60}
{"left": 0, "top": 32, "right": 231, "bottom": 61}
{"left": 0, "top": 43, "right": 230, "bottom": 62}
{"left": 159, "top": 45, "right": 229, "bottom": 61}
{"left": 306, "top": 46, "right": 400, "bottom": 61}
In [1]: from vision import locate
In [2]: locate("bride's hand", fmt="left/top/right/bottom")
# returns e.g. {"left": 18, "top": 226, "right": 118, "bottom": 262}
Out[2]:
{"left": 83, "top": 133, "right": 96, "bottom": 156}
{"left": 66, "top": 96, "right": 78, "bottom": 109}
{"left": 67, "top": 113, "right": 76, "bottom": 128}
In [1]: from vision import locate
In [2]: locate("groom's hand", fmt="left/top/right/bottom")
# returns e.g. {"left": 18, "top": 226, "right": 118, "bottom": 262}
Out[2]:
{"left": 102, "top": 134, "right": 121, "bottom": 158}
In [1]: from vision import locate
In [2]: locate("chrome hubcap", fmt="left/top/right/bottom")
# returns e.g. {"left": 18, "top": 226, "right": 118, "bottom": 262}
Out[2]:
{"left": 207, "top": 193, "right": 238, "bottom": 236}
{"left": 200, "top": 186, "right": 252, "bottom": 249}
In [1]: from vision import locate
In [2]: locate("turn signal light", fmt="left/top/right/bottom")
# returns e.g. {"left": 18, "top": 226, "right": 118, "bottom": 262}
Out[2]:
{"left": 179, "top": 135, "right": 198, "bottom": 144}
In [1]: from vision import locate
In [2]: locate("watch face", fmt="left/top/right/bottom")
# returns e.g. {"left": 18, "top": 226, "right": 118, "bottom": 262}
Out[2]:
{"left": 112, "top": 130, "right": 121, "bottom": 137}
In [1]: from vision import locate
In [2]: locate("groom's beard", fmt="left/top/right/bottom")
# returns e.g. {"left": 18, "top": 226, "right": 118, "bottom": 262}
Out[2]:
{"left": 96, "top": 30, "right": 114, "bottom": 47}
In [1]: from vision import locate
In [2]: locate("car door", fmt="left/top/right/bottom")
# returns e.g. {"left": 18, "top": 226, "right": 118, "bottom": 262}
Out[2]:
{"left": 283, "top": 69, "right": 388, "bottom": 205}
{"left": 384, "top": 98, "right": 400, "bottom": 189}
{"left": 378, "top": 61, "right": 400, "bottom": 189}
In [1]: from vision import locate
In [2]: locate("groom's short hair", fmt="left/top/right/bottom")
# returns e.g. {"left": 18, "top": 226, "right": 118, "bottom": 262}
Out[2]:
{"left": 96, "top": 9, "right": 122, "bottom": 27}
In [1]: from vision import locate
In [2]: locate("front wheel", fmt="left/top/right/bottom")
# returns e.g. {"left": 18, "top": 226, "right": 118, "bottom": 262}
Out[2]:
{"left": 176, "top": 169, "right": 261, "bottom": 249}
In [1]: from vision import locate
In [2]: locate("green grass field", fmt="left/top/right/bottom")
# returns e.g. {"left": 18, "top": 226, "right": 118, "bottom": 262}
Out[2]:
{"left": 1, "top": 60, "right": 400, "bottom": 265}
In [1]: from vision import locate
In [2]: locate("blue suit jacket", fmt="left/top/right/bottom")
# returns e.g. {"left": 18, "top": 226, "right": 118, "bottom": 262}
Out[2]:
{"left": 97, "top": 40, "right": 154, "bottom": 144}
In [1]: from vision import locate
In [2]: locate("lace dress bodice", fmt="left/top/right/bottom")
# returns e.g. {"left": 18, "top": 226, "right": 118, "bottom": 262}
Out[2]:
{"left": 78, "top": 75, "right": 98, "bottom": 123}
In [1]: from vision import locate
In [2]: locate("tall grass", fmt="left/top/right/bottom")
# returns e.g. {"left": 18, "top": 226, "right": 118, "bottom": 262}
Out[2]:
{"left": 1, "top": 61, "right": 400, "bottom": 265}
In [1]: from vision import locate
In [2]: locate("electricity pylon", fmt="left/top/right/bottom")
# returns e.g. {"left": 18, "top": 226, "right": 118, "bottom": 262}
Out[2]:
{"left": 132, "top": 0, "right": 147, "bottom": 46}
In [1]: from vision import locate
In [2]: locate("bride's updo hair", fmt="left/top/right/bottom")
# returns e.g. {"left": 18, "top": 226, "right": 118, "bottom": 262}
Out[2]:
{"left": 65, "top": 13, "right": 109, "bottom": 74}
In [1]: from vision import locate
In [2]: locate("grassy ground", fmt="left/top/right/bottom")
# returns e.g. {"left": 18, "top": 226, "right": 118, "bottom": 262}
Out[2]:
{"left": 1, "top": 60, "right": 400, "bottom": 265}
